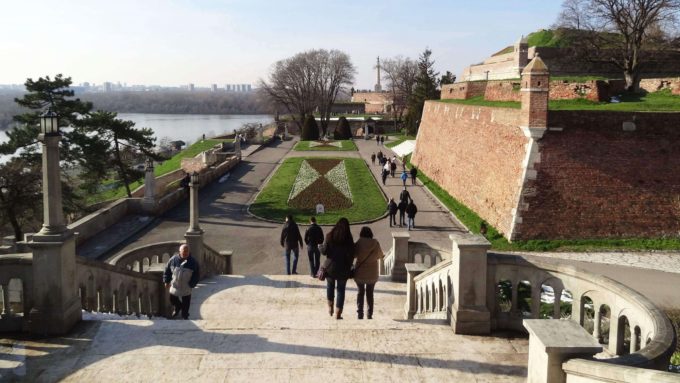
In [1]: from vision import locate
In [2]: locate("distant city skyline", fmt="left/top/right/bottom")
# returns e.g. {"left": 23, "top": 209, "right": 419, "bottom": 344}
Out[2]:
{"left": 1, "top": 0, "right": 562, "bottom": 89}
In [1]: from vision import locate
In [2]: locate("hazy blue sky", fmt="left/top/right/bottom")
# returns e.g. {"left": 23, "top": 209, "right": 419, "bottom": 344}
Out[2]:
{"left": 1, "top": 0, "right": 563, "bottom": 88}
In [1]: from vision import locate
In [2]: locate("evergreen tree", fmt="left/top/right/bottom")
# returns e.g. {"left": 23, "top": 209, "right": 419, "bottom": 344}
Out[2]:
{"left": 0, "top": 158, "right": 42, "bottom": 240}
{"left": 301, "top": 115, "right": 320, "bottom": 141}
{"left": 440, "top": 71, "right": 456, "bottom": 86}
{"left": 333, "top": 116, "right": 352, "bottom": 140}
{"left": 405, "top": 49, "right": 440, "bottom": 135}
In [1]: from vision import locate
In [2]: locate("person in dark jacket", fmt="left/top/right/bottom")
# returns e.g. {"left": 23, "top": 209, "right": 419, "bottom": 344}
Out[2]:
{"left": 390, "top": 160, "right": 396, "bottom": 177}
{"left": 280, "top": 215, "right": 304, "bottom": 275}
{"left": 304, "top": 216, "right": 324, "bottom": 277}
{"left": 376, "top": 135, "right": 380, "bottom": 145}
{"left": 353, "top": 227, "right": 384, "bottom": 319}
{"left": 321, "top": 217, "right": 355, "bottom": 319}
{"left": 397, "top": 199, "right": 408, "bottom": 227}
{"left": 399, "top": 187, "right": 411, "bottom": 204}
{"left": 370, "top": 153, "right": 376, "bottom": 165}
{"left": 387, "top": 198, "right": 398, "bottom": 227}
{"left": 380, "top": 136, "right": 385, "bottom": 145}
{"left": 406, "top": 200, "right": 418, "bottom": 230}
{"left": 381, "top": 167, "right": 388, "bottom": 185}
{"left": 163, "top": 244, "right": 200, "bottom": 319}
{"left": 410, "top": 166, "right": 418, "bottom": 185}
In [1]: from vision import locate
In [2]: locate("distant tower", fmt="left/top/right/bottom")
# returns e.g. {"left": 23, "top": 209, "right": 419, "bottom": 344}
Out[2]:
{"left": 374, "top": 57, "right": 382, "bottom": 92}
{"left": 188, "top": 83, "right": 195, "bottom": 92}
{"left": 514, "top": 35, "right": 529, "bottom": 76}
{"left": 520, "top": 53, "right": 549, "bottom": 131}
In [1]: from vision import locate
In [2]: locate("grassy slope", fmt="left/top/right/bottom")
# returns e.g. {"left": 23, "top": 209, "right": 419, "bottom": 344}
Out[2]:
{"left": 293, "top": 140, "right": 358, "bottom": 151}
{"left": 438, "top": 97, "right": 521, "bottom": 109}
{"left": 250, "top": 157, "right": 385, "bottom": 224}
{"left": 404, "top": 155, "right": 680, "bottom": 251}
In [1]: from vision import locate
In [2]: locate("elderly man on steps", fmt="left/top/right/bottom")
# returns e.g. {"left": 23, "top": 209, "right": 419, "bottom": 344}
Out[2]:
{"left": 163, "top": 244, "right": 200, "bottom": 319}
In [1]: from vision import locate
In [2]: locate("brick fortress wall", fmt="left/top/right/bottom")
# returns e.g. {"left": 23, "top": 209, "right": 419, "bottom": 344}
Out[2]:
{"left": 411, "top": 102, "right": 526, "bottom": 236}
{"left": 518, "top": 111, "right": 680, "bottom": 239}
{"left": 351, "top": 91, "right": 391, "bottom": 114}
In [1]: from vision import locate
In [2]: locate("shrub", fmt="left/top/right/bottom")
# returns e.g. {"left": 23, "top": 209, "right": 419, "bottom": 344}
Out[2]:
{"left": 301, "top": 115, "right": 319, "bottom": 141}
{"left": 334, "top": 116, "right": 352, "bottom": 140}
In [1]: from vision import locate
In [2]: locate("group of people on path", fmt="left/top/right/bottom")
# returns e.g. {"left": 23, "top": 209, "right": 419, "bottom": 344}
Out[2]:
{"left": 279, "top": 216, "right": 384, "bottom": 320}
{"left": 388, "top": 187, "right": 418, "bottom": 230}
{"left": 371, "top": 151, "right": 417, "bottom": 187}
{"left": 375, "top": 135, "right": 385, "bottom": 146}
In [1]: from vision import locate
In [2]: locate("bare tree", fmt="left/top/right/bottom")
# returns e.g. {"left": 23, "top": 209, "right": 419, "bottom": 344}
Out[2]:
{"left": 259, "top": 49, "right": 355, "bottom": 136}
{"left": 381, "top": 57, "right": 418, "bottom": 131}
{"left": 555, "top": 0, "right": 680, "bottom": 91}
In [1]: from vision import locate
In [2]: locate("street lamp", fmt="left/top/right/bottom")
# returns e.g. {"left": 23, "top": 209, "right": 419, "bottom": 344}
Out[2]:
{"left": 40, "top": 109, "right": 60, "bottom": 135}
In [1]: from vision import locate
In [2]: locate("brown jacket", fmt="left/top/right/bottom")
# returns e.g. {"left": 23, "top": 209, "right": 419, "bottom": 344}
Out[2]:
{"left": 352, "top": 237, "right": 384, "bottom": 284}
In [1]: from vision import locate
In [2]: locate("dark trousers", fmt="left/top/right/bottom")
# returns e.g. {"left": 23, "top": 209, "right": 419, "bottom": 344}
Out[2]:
{"left": 356, "top": 282, "right": 376, "bottom": 317}
{"left": 399, "top": 211, "right": 406, "bottom": 226}
{"left": 284, "top": 248, "right": 300, "bottom": 274}
{"left": 381, "top": 173, "right": 387, "bottom": 185}
{"left": 389, "top": 213, "right": 397, "bottom": 226}
{"left": 411, "top": 175, "right": 417, "bottom": 185}
{"left": 307, "top": 246, "right": 320, "bottom": 276}
{"left": 326, "top": 277, "right": 348, "bottom": 309}
{"left": 169, "top": 294, "right": 191, "bottom": 319}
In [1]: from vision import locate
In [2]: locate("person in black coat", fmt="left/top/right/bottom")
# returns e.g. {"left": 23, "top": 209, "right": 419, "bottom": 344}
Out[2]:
{"left": 280, "top": 215, "right": 304, "bottom": 275}
{"left": 406, "top": 201, "right": 418, "bottom": 230}
{"left": 321, "top": 217, "right": 355, "bottom": 319}
{"left": 381, "top": 167, "right": 388, "bottom": 185}
{"left": 390, "top": 160, "right": 396, "bottom": 177}
{"left": 399, "top": 187, "right": 411, "bottom": 204}
{"left": 387, "top": 198, "right": 398, "bottom": 227}
{"left": 304, "top": 216, "right": 324, "bottom": 277}
{"left": 370, "top": 153, "right": 376, "bottom": 165}
{"left": 397, "top": 199, "right": 408, "bottom": 227}
{"left": 410, "top": 166, "right": 418, "bottom": 185}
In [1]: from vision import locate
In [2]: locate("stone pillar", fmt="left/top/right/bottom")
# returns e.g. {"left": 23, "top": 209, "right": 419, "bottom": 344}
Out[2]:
{"left": 185, "top": 172, "right": 205, "bottom": 277}
{"left": 630, "top": 327, "right": 639, "bottom": 354}
{"left": 28, "top": 130, "right": 81, "bottom": 335}
{"left": 142, "top": 158, "right": 156, "bottom": 212}
{"left": 553, "top": 288, "right": 563, "bottom": 319}
{"left": 524, "top": 319, "right": 602, "bottom": 383}
{"left": 1, "top": 284, "right": 11, "bottom": 318}
{"left": 593, "top": 306, "right": 602, "bottom": 342}
{"left": 404, "top": 263, "right": 428, "bottom": 319}
{"left": 234, "top": 134, "right": 242, "bottom": 159}
{"left": 449, "top": 233, "right": 492, "bottom": 335}
{"left": 609, "top": 311, "right": 621, "bottom": 355}
{"left": 531, "top": 285, "right": 541, "bottom": 319}
{"left": 390, "top": 232, "right": 410, "bottom": 282}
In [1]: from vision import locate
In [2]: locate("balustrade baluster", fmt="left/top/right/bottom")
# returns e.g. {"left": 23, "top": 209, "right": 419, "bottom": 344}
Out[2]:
{"left": 2, "top": 284, "right": 11, "bottom": 317}
{"left": 553, "top": 288, "right": 563, "bottom": 319}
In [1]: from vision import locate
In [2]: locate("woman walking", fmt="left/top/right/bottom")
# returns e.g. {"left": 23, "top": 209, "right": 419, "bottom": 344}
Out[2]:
{"left": 321, "top": 218, "right": 355, "bottom": 319}
{"left": 353, "top": 227, "right": 384, "bottom": 319}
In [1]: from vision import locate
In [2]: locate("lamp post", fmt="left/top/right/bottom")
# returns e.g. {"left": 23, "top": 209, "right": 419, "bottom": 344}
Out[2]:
{"left": 37, "top": 109, "right": 66, "bottom": 237}
{"left": 185, "top": 171, "right": 205, "bottom": 276}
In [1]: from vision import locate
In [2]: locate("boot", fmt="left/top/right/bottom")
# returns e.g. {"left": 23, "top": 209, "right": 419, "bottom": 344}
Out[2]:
{"left": 335, "top": 308, "right": 343, "bottom": 320}
{"left": 327, "top": 300, "right": 334, "bottom": 316}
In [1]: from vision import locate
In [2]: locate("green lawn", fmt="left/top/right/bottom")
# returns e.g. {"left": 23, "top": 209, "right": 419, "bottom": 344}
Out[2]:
{"left": 250, "top": 157, "right": 386, "bottom": 224}
{"left": 404, "top": 154, "right": 680, "bottom": 251}
{"left": 88, "top": 139, "right": 227, "bottom": 203}
{"left": 438, "top": 97, "right": 521, "bottom": 109}
{"left": 293, "top": 140, "right": 358, "bottom": 151}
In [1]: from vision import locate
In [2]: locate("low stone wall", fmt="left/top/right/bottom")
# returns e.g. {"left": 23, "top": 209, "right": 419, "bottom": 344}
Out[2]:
{"left": 69, "top": 199, "right": 132, "bottom": 246}
{"left": 131, "top": 168, "right": 184, "bottom": 198}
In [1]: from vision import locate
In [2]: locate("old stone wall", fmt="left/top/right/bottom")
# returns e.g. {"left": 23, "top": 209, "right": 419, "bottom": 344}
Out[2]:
{"left": 484, "top": 81, "right": 521, "bottom": 102}
{"left": 516, "top": 111, "right": 680, "bottom": 239}
{"left": 639, "top": 77, "right": 680, "bottom": 94}
{"left": 411, "top": 101, "right": 526, "bottom": 236}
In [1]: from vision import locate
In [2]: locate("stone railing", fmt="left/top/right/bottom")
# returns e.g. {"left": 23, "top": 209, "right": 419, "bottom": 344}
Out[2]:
{"left": 403, "top": 233, "right": 677, "bottom": 381}
{"left": 108, "top": 241, "right": 183, "bottom": 273}
{"left": 0, "top": 253, "right": 33, "bottom": 332}
{"left": 203, "top": 244, "right": 233, "bottom": 276}
{"left": 380, "top": 232, "right": 451, "bottom": 282}
{"left": 77, "top": 257, "right": 165, "bottom": 317}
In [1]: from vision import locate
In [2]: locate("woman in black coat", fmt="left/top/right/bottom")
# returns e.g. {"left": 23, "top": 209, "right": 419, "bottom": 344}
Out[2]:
{"left": 321, "top": 217, "right": 355, "bottom": 319}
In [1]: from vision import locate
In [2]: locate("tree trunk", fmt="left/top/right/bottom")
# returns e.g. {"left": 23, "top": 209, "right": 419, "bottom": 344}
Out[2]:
{"left": 624, "top": 70, "right": 642, "bottom": 93}
{"left": 114, "top": 136, "right": 132, "bottom": 198}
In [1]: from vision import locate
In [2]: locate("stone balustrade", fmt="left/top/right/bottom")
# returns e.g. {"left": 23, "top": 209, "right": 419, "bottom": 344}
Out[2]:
{"left": 403, "top": 234, "right": 677, "bottom": 380}
{"left": 0, "top": 253, "right": 33, "bottom": 331}
{"left": 108, "top": 241, "right": 183, "bottom": 273}
{"left": 381, "top": 232, "right": 451, "bottom": 282}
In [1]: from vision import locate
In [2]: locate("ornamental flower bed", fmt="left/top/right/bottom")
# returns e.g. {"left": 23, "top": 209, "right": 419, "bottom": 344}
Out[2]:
{"left": 309, "top": 140, "right": 342, "bottom": 148}
{"left": 288, "top": 158, "right": 352, "bottom": 210}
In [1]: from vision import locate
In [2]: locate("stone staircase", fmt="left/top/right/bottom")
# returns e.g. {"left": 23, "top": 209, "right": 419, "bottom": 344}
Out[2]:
{"left": 11, "top": 275, "right": 528, "bottom": 382}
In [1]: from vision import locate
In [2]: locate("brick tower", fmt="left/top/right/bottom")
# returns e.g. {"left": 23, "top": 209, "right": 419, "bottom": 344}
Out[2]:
{"left": 514, "top": 35, "right": 529, "bottom": 75}
{"left": 520, "top": 53, "right": 549, "bottom": 132}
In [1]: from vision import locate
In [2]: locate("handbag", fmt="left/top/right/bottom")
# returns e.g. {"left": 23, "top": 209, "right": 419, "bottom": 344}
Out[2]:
{"left": 349, "top": 256, "right": 368, "bottom": 279}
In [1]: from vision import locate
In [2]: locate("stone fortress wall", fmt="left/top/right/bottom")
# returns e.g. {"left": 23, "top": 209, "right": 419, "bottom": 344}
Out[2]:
{"left": 413, "top": 58, "right": 680, "bottom": 241}
{"left": 351, "top": 90, "right": 392, "bottom": 114}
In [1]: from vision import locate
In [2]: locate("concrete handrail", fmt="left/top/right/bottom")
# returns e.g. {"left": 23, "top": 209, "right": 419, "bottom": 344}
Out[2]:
{"left": 108, "top": 241, "right": 184, "bottom": 272}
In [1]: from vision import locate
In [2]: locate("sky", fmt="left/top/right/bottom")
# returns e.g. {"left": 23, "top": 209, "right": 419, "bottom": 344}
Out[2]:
{"left": 0, "top": 0, "right": 564, "bottom": 89}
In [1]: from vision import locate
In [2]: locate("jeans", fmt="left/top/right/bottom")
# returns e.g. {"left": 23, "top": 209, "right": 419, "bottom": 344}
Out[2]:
{"left": 307, "top": 246, "right": 320, "bottom": 276}
{"left": 356, "top": 282, "right": 376, "bottom": 317}
{"left": 399, "top": 211, "right": 406, "bottom": 226}
{"left": 389, "top": 213, "right": 397, "bottom": 226}
{"left": 326, "top": 277, "right": 348, "bottom": 310}
{"left": 284, "top": 248, "right": 299, "bottom": 274}
{"left": 169, "top": 294, "right": 192, "bottom": 319}
{"left": 408, "top": 217, "right": 415, "bottom": 230}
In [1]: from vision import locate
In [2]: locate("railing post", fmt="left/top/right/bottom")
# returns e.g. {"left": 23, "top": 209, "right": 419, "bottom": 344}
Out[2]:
{"left": 524, "top": 319, "right": 602, "bottom": 383}
{"left": 142, "top": 158, "right": 157, "bottom": 213}
{"left": 404, "top": 263, "right": 428, "bottom": 319}
{"left": 219, "top": 250, "right": 233, "bottom": 274}
{"left": 1, "top": 284, "right": 11, "bottom": 318}
{"left": 390, "top": 232, "right": 410, "bottom": 282}
{"left": 449, "top": 233, "right": 491, "bottom": 335}
{"left": 185, "top": 172, "right": 205, "bottom": 278}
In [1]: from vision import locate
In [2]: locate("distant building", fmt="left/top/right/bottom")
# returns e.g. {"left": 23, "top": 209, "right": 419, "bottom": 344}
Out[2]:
{"left": 188, "top": 83, "right": 195, "bottom": 91}
{"left": 104, "top": 82, "right": 112, "bottom": 92}
{"left": 211, "top": 84, "right": 218, "bottom": 92}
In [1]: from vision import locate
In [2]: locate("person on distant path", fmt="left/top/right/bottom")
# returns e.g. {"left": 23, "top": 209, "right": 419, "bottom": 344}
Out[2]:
{"left": 399, "top": 187, "right": 411, "bottom": 204}
{"left": 378, "top": 150, "right": 384, "bottom": 160}
{"left": 390, "top": 160, "right": 397, "bottom": 177}
{"left": 353, "top": 227, "right": 384, "bottom": 320}
{"left": 376, "top": 135, "right": 380, "bottom": 145}
{"left": 380, "top": 136, "right": 385, "bottom": 146}
{"left": 321, "top": 218, "right": 355, "bottom": 319}
{"left": 406, "top": 200, "right": 418, "bottom": 230}
{"left": 410, "top": 166, "right": 418, "bottom": 185}
{"left": 280, "top": 215, "right": 304, "bottom": 275}
{"left": 304, "top": 216, "right": 324, "bottom": 277}
{"left": 400, "top": 170, "right": 408, "bottom": 186}
{"left": 370, "top": 153, "right": 376, "bottom": 165}
{"left": 163, "top": 244, "right": 200, "bottom": 320}
{"left": 397, "top": 199, "right": 407, "bottom": 227}
{"left": 388, "top": 198, "right": 398, "bottom": 227}
{"left": 381, "top": 167, "right": 388, "bottom": 185}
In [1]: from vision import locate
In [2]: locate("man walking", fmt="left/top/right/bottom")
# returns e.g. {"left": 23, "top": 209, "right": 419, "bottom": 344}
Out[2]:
{"left": 410, "top": 166, "right": 418, "bottom": 185}
{"left": 399, "top": 186, "right": 411, "bottom": 204}
{"left": 304, "top": 216, "right": 324, "bottom": 277}
{"left": 376, "top": 135, "right": 380, "bottom": 146}
{"left": 388, "top": 198, "right": 398, "bottom": 227}
{"left": 163, "top": 244, "right": 200, "bottom": 320}
{"left": 398, "top": 198, "right": 408, "bottom": 227}
{"left": 406, "top": 200, "right": 418, "bottom": 230}
{"left": 370, "top": 153, "right": 376, "bottom": 165}
{"left": 280, "top": 215, "right": 304, "bottom": 275}
{"left": 381, "top": 167, "right": 388, "bottom": 185}
{"left": 390, "top": 160, "right": 396, "bottom": 177}
{"left": 400, "top": 170, "right": 408, "bottom": 187}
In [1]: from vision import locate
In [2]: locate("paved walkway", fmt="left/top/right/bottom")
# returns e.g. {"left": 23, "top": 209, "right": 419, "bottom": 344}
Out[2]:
{"left": 0, "top": 275, "right": 528, "bottom": 382}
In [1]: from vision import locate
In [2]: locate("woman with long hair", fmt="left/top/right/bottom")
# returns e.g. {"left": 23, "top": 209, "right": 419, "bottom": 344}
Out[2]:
{"left": 321, "top": 217, "right": 354, "bottom": 319}
{"left": 353, "top": 226, "right": 384, "bottom": 319}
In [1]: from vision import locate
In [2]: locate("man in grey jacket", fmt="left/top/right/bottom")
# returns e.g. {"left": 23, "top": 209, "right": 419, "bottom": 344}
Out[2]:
{"left": 163, "top": 244, "right": 200, "bottom": 319}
